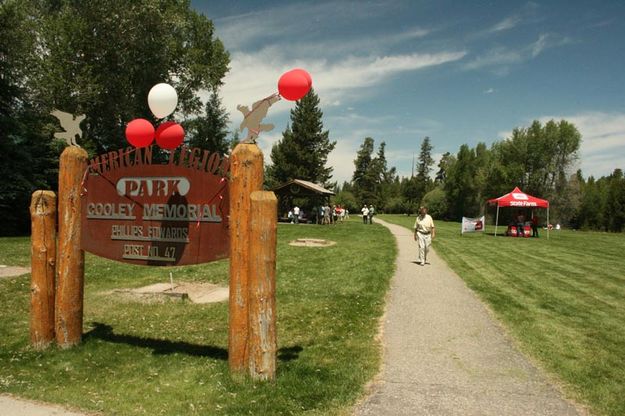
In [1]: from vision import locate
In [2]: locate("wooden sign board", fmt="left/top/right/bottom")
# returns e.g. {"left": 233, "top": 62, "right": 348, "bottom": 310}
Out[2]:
{"left": 81, "top": 146, "right": 229, "bottom": 266}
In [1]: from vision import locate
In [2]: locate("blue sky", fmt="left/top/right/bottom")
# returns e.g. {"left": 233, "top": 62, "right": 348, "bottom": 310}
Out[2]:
{"left": 192, "top": 0, "right": 625, "bottom": 183}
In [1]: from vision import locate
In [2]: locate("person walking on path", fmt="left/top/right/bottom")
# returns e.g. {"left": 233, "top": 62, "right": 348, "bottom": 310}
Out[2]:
{"left": 355, "top": 218, "right": 582, "bottom": 416}
{"left": 413, "top": 206, "right": 435, "bottom": 265}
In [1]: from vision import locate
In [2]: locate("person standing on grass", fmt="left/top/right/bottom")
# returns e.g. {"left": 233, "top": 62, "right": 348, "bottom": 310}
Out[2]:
{"left": 293, "top": 205, "right": 300, "bottom": 224}
{"left": 413, "top": 206, "right": 435, "bottom": 266}
{"left": 368, "top": 205, "right": 375, "bottom": 224}
{"left": 361, "top": 205, "right": 369, "bottom": 224}
{"left": 323, "top": 203, "right": 331, "bottom": 225}
{"left": 516, "top": 210, "right": 525, "bottom": 237}
{"left": 531, "top": 215, "right": 539, "bottom": 237}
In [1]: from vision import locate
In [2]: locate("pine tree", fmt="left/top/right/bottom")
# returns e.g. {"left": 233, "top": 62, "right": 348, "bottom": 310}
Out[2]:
{"left": 402, "top": 137, "right": 434, "bottom": 213}
{"left": 267, "top": 89, "right": 335, "bottom": 186}
{"left": 351, "top": 137, "right": 376, "bottom": 204}
{"left": 416, "top": 136, "right": 434, "bottom": 185}
{"left": 185, "top": 90, "right": 230, "bottom": 155}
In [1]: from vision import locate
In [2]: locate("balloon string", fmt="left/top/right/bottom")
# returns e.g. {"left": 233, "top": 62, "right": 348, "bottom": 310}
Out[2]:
{"left": 79, "top": 168, "right": 89, "bottom": 196}
{"left": 196, "top": 177, "right": 228, "bottom": 229}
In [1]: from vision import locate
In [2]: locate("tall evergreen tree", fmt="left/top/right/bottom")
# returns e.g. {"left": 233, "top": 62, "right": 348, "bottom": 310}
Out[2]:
{"left": 402, "top": 137, "right": 434, "bottom": 213}
{"left": 416, "top": 136, "right": 434, "bottom": 180}
{"left": 267, "top": 89, "right": 336, "bottom": 186}
{"left": 185, "top": 90, "right": 230, "bottom": 155}
{"left": 370, "top": 141, "right": 397, "bottom": 209}
{"left": 351, "top": 137, "right": 376, "bottom": 204}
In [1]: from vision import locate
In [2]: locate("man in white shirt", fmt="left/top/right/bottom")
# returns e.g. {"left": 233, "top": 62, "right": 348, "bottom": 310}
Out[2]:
{"left": 361, "top": 205, "right": 369, "bottom": 224}
{"left": 413, "top": 206, "right": 436, "bottom": 266}
{"left": 293, "top": 206, "right": 300, "bottom": 224}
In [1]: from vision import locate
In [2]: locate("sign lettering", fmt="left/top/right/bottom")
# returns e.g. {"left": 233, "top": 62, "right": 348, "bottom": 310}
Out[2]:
{"left": 81, "top": 146, "right": 230, "bottom": 266}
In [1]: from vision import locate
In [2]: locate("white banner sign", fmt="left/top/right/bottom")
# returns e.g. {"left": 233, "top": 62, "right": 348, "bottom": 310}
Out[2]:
{"left": 461, "top": 216, "right": 485, "bottom": 234}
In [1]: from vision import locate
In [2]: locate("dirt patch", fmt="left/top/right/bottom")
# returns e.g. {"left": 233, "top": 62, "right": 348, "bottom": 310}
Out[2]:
{"left": 0, "top": 265, "right": 31, "bottom": 278}
{"left": 289, "top": 238, "right": 336, "bottom": 247}
{"left": 109, "top": 282, "right": 228, "bottom": 304}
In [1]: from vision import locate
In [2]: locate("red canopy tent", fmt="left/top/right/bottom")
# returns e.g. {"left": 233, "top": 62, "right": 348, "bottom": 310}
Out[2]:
{"left": 487, "top": 187, "right": 550, "bottom": 238}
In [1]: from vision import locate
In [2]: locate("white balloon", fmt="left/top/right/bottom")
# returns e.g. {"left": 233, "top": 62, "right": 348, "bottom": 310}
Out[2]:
{"left": 147, "top": 83, "right": 178, "bottom": 119}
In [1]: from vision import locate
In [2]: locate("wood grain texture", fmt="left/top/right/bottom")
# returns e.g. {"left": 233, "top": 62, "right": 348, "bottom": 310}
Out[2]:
{"left": 29, "top": 190, "right": 57, "bottom": 349}
{"left": 228, "top": 143, "right": 264, "bottom": 374}
{"left": 55, "top": 146, "right": 88, "bottom": 348}
{"left": 248, "top": 191, "right": 278, "bottom": 381}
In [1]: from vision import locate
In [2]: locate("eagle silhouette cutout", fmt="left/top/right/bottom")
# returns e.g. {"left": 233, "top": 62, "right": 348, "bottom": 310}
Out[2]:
{"left": 51, "top": 110, "right": 85, "bottom": 146}
{"left": 237, "top": 94, "right": 280, "bottom": 144}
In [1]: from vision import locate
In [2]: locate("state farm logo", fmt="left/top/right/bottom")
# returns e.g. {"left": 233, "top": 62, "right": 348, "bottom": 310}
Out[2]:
{"left": 116, "top": 177, "right": 190, "bottom": 197}
{"left": 512, "top": 193, "right": 528, "bottom": 200}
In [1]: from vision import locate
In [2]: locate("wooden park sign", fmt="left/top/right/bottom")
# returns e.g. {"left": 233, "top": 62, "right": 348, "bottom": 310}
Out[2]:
{"left": 30, "top": 143, "right": 277, "bottom": 381}
{"left": 81, "top": 146, "right": 230, "bottom": 266}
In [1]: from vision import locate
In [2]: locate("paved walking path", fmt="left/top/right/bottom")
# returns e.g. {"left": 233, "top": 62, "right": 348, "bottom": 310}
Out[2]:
{"left": 355, "top": 219, "right": 583, "bottom": 416}
{"left": 0, "top": 395, "right": 89, "bottom": 416}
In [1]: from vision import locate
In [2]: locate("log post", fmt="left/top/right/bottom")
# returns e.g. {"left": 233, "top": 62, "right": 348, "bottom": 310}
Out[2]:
{"left": 29, "top": 191, "right": 57, "bottom": 349}
{"left": 56, "top": 146, "right": 88, "bottom": 347}
{"left": 229, "top": 143, "right": 264, "bottom": 374}
{"left": 248, "top": 191, "right": 278, "bottom": 381}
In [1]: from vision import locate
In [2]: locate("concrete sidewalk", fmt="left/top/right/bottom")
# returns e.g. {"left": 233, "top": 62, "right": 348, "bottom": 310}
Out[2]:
{"left": 0, "top": 395, "right": 90, "bottom": 416}
{"left": 355, "top": 219, "right": 583, "bottom": 416}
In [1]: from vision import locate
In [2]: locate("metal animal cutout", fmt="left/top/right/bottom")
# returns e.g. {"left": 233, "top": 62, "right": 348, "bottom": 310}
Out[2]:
{"left": 50, "top": 110, "right": 85, "bottom": 146}
{"left": 237, "top": 94, "right": 281, "bottom": 144}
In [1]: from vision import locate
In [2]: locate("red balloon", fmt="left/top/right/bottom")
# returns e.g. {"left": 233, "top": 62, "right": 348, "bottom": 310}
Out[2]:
{"left": 155, "top": 121, "right": 185, "bottom": 150}
{"left": 292, "top": 68, "right": 312, "bottom": 88}
{"left": 278, "top": 69, "right": 311, "bottom": 101}
{"left": 125, "top": 118, "right": 155, "bottom": 148}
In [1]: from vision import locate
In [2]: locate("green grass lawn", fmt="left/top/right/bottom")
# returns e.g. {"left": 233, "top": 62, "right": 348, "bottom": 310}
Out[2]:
{"left": 0, "top": 220, "right": 396, "bottom": 415}
{"left": 0, "top": 237, "right": 31, "bottom": 267}
{"left": 380, "top": 214, "right": 625, "bottom": 416}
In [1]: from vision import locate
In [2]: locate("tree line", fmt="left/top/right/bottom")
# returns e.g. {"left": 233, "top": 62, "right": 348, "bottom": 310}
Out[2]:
{"left": 1, "top": 0, "right": 232, "bottom": 235}
{"left": 336, "top": 120, "right": 625, "bottom": 232}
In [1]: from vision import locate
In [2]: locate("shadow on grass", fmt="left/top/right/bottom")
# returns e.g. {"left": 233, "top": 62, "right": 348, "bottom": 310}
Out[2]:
{"left": 85, "top": 322, "right": 303, "bottom": 362}
{"left": 277, "top": 345, "right": 303, "bottom": 362}
{"left": 85, "top": 322, "right": 228, "bottom": 359}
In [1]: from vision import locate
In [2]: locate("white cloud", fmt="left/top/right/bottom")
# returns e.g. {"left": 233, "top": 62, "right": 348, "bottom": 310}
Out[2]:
{"left": 464, "top": 33, "right": 571, "bottom": 72}
{"left": 218, "top": 48, "right": 467, "bottom": 122}
{"left": 530, "top": 33, "right": 572, "bottom": 58}
{"left": 499, "top": 111, "right": 625, "bottom": 177}
{"left": 464, "top": 48, "right": 522, "bottom": 70}
{"left": 545, "top": 112, "right": 625, "bottom": 177}
{"left": 489, "top": 16, "right": 522, "bottom": 33}
{"left": 483, "top": 87, "right": 496, "bottom": 94}
{"left": 531, "top": 33, "right": 549, "bottom": 57}
{"left": 326, "top": 137, "right": 360, "bottom": 184}
{"left": 214, "top": 1, "right": 426, "bottom": 52}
